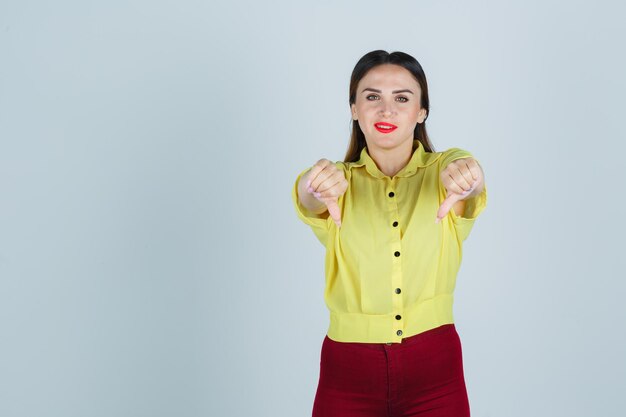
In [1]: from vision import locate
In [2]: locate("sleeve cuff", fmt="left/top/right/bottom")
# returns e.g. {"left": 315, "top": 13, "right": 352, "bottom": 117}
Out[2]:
{"left": 450, "top": 182, "right": 487, "bottom": 222}
{"left": 291, "top": 166, "right": 331, "bottom": 246}
{"left": 448, "top": 182, "right": 487, "bottom": 242}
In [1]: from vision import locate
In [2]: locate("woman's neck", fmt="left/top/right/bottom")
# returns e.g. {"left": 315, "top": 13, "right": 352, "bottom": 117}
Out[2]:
{"left": 368, "top": 140, "right": 413, "bottom": 177}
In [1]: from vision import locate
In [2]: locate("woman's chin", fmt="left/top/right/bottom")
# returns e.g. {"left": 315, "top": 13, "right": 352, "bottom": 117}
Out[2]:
{"left": 366, "top": 134, "right": 405, "bottom": 149}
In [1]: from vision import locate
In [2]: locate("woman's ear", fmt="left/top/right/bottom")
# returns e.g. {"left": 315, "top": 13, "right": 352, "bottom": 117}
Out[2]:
{"left": 351, "top": 103, "right": 358, "bottom": 121}
{"left": 417, "top": 108, "right": 427, "bottom": 123}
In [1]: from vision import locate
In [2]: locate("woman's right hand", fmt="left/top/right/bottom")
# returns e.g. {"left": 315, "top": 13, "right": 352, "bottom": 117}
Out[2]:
{"left": 305, "top": 159, "right": 348, "bottom": 227}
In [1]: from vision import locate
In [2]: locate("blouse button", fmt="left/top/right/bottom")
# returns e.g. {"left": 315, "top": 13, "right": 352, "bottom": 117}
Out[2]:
{"left": 392, "top": 221, "right": 398, "bottom": 227}
{"left": 388, "top": 191, "right": 395, "bottom": 197}
{"left": 395, "top": 315, "right": 402, "bottom": 320}
{"left": 394, "top": 251, "right": 400, "bottom": 257}
{"left": 395, "top": 288, "right": 401, "bottom": 294}
{"left": 396, "top": 330, "right": 403, "bottom": 336}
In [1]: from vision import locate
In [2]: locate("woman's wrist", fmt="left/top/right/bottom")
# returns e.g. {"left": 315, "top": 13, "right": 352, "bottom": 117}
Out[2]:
{"left": 298, "top": 173, "right": 327, "bottom": 213}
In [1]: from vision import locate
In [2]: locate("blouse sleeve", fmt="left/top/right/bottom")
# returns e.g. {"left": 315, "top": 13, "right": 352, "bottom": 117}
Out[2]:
{"left": 291, "top": 166, "right": 332, "bottom": 247}
{"left": 439, "top": 148, "right": 488, "bottom": 242}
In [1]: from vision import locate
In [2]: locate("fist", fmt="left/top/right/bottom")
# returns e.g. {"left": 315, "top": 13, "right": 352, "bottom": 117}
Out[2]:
{"left": 305, "top": 159, "right": 348, "bottom": 227}
{"left": 436, "top": 157, "right": 484, "bottom": 223}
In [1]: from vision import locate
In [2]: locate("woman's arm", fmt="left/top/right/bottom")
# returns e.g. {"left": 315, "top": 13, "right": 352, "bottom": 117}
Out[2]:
{"left": 437, "top": 156, "right": 485, "bottom": 222}
{"left": 452, "top": 199, "right": 466, "bottom": 217}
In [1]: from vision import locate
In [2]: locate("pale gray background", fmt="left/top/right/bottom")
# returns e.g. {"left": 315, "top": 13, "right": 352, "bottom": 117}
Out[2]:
{"left": 1, "top": 1, "right": 624, "bottom": 416}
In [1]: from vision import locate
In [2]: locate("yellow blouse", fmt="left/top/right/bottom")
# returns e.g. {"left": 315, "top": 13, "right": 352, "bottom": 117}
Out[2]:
{"left": 291, "top": 139, "right": 487, "bottom": 343}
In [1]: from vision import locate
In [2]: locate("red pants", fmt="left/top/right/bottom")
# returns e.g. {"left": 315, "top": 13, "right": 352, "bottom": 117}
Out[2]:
{"left": 312, "top": 323, "right": 470, "bottom": 417}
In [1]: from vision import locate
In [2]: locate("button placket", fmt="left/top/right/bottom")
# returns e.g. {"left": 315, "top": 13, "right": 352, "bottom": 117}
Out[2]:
{"left": 387, "top": 182, "right": 404, "bottom": 342}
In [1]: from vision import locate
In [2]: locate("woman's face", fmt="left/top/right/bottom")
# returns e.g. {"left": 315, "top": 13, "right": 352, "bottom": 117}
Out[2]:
{"left": 351, "top": 64, "right": 427, "bottom": 152}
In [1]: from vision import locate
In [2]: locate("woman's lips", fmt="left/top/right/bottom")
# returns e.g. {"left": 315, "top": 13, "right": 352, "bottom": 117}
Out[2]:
{"left": 374, "top": 122, "right": 398, "bottom": 133}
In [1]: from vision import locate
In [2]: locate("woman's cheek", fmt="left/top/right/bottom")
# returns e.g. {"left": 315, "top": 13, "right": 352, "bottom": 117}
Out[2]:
{"left": 358, "top": 120, "right": 369, "bottom": 135}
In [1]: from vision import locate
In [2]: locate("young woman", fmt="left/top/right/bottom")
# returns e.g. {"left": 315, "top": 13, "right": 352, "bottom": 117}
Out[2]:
{"left": 292, "top": 50, "right": 487, "bottom": 417}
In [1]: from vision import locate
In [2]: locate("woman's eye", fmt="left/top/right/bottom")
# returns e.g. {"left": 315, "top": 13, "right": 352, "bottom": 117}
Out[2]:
{"left": 366, "top": 94, "right": 408, "bottom": 102}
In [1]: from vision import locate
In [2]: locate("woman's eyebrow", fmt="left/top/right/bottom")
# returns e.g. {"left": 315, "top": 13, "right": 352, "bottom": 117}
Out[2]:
{"left": 361, "top": 88, "right": 414, "bottom": 94}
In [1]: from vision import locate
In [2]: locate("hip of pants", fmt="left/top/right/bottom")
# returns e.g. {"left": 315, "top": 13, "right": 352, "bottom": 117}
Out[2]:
{"left": 312, "top": 323, "right": 470, "bottom": 417}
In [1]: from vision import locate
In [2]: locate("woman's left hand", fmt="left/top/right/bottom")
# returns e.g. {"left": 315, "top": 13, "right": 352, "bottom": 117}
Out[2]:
{"left": 436, "top": 157, "right": 484, "bottom": 223}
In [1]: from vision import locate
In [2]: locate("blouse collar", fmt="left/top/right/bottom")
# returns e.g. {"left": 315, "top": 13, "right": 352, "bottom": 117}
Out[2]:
{"left": 352, "top": 139, "right": 441, "bottom": 178}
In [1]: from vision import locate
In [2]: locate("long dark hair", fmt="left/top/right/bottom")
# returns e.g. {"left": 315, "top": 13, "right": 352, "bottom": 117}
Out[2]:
{"left": 344, "top": 50, "right": 435, "bottom": 163}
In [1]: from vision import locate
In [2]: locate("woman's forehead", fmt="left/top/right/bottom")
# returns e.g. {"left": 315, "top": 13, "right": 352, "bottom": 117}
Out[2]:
{"left": 359, "top": 65, "right": 420, "bottom": 91}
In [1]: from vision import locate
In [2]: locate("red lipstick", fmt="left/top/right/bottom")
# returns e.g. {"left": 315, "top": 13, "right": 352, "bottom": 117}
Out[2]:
{"left": 374, "top": 122, "right": 398, "bottom": 133}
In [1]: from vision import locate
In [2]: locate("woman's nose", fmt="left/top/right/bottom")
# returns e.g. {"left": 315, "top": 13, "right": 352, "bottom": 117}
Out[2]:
{"left": 378, "top": 101, "right": 396, "bottom": 117}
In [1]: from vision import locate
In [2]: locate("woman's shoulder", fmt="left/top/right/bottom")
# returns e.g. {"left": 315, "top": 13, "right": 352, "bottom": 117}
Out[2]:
{"left": 438, "top": 147, "right": 475, "bottom": 168}
{"left": 333, "top": 160, "right": 354, "bottom": 173}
